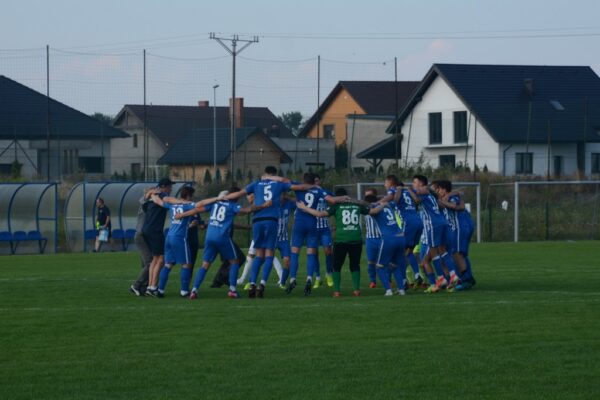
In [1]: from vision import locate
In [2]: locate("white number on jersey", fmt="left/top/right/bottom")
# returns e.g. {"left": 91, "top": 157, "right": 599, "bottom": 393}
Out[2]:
{"left": 341, "top": 209, "right": 359, "bottom": 225}
{"left": 304, "top": 192, "right": 315, "bottom": 208}
{"left": 264, "top": 185, "right": 273, "bottom": 201}
{"left": 211, "top": 205, "right": 227, "bottom": 222}
{"left": 384, "top": 207, "right": 395, "bottom": 222}
{"left": 172, "top": 206, "right": 184, "bottom": 224}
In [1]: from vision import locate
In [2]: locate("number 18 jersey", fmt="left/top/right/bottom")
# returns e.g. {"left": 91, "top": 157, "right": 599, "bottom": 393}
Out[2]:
{"left": 204, "top": 201, "right": 241, "bottom": 241}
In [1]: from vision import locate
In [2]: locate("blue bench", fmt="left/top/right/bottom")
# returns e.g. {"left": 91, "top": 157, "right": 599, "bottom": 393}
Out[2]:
{"left": 112, "top": 228, "right": 136, "bottom": 251}
{"left": 11, "top": 230, "right": 48, "bottom": 254}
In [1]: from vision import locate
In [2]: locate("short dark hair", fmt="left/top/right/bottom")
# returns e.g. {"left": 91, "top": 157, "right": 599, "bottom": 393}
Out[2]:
{"left": 365, "top": 187, "right": 378, "bottom": 196}
{"left": 413, "top": 174, "right": 428, "bottom": 186}
{"left": 334, "top": 187, "right": 347, "bottom": 196}
{"left": 229, "top": 186, "right": 240, "bottom": 193}
{"left": 437, "top": 180, "right": 452, "bottom": 192}
{"left": 303, "top": 172, "right": 315, "bottom": 184}
{"left": 180, "top": 186, "right": 195, "bottom": 199}
{"left": 96, "top": 197, "right": 104, "bottom": 204}
{"left": 364, "top": 194, "right": 378, "bottom": 203}
{"left": 385, "top": 175, "right": 399, "bottom": 185}
{"left": 264, "top": 166, "right": 277, "bottom": 175}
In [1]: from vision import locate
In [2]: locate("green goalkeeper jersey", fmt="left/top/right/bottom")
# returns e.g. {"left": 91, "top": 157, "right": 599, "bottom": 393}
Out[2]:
{"left": 327, "top": 202, "right": 369, "bottom": 243}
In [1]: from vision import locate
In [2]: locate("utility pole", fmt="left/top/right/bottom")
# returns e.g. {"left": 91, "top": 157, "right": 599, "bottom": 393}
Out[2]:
{"left": 46, "top": 45, "right": 50, "bottom": 182}
{"left": 210, "top": 33, "right": 258, "bottom": 183}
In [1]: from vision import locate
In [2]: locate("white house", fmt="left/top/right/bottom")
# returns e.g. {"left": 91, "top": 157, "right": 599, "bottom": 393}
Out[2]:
{"left": 380, "top": 64, "right": 600, "bottom": 177}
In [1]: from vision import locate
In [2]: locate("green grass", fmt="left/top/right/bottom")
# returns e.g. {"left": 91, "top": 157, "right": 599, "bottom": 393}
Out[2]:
{"left": 1, "top": 242, "right": 599, "bottom": 400}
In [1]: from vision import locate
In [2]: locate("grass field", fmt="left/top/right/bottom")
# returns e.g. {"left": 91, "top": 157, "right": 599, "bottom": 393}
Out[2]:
{"left": 1, "top": 241, "right": 599, "bottom": 400}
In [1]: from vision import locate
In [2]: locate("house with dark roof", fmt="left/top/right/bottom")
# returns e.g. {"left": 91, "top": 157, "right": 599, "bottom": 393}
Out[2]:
{"left": 373, "top": 64, "right": 600, "bottom": 176}
{"left": 157, "top": 127, "right": 292, "bottom": 181}
{"left": 110, "top": 98, "right": 293, "bottom": 179}
{"left": 0, "top": 75, "right": 129, "bottom": 179}
{"left": 298, "top": 81, "right": 419, "bottom": 170}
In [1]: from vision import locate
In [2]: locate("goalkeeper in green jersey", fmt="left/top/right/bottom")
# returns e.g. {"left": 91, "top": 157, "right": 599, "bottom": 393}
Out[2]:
{"left": 296, "top": 188, "right": 369, "bottom": 297}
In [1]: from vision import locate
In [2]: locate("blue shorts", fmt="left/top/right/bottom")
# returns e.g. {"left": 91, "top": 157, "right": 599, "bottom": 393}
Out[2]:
{"left": 444, "top": 225, "right": 457, "bottom": 254}
{"left": 276, "top": 240, "right": 291, "bottom": 258}
{"left": 376, "top": 235, "right": 406, "bottom": 268}
{"left": 404, "top": 217, "right": 424, "bottom": 249}
{"left": 419, "top": 243, "right": 429, "bottom": 261}
{"left": 252, "top": 219, "right": 278, "bottom": 250}
{"left": 164, "top": 235, "right": 191, "bottom": 265}
{"left": 454, "top": 223, "right": 473, "bottom": 255}
{"left": 202, "top": 237, "right": 237, "bottom": 263}
{"left": 317, "top": 228, "right": 333, "bottom": 247}
{"left": 291, "top": 222, "right": 318, "bottom": 249}
{"left": 424, "top": 223, "right": 447, "bottom": 248}
{"left": 365, "top": 238, "right": 382, "bottom": 263}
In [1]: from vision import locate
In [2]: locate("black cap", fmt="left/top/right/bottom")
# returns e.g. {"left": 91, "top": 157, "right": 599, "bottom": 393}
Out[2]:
{"left": 158, "top": 178, "right": 174, "bottom": 187}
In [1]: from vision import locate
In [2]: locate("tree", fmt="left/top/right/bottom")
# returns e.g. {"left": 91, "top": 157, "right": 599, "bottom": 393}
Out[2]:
{"left": 335, "top": 142, "right": 348, "bottom": 169}
{"left": 90, "top": 113, "right": 113, "bottom": 125}
{"left": 277, "top": 111, "right": 304, "bottom": 135}
{"left": 203, "top": 169, "right": 212, "bottom": 184}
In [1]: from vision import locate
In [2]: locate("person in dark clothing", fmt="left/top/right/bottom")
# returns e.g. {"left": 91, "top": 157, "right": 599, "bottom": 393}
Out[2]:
{"left": 94, "top": 198, "right": 111, "bottom": 252}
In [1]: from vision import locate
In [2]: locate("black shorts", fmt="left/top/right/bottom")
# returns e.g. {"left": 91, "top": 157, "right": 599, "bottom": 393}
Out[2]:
{"left": 142, "top": 231, "right": 165, "bottom": 257}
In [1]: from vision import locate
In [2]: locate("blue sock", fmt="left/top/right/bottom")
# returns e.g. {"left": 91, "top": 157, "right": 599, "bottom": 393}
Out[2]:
{"left": 460, "top": 256, "right": 473, "bottom": 281}
{"left": 367, "top": 263, "right": 376, "bottom": 283}
{"left": 432, "top": 256, "right": 444, "bottom": 277}
{"left": 314, "top": 255, "right": 321, "bottom": 279}
{"left": 306, "top": 253, "right": 318, "bottom": 281}
{"left": 249, "top": 256, "right": 264, "bottom": 284}
{"left": 280, "top": 267, "right": 290, "bottom": 285}
{"left": 261, "top": 256, "right": 274, "bottom": 283}
{"left": 158, "top": 266, "right": 171, "bottom": 292}
{"left": 466, "top": 256, "right": 473, "bottom": 276}
{"left": 290, "top": 252, "right": 299, "bottom": 280}
{"left": 441, "top": 252, "right": 457, "bottom": 274}
{"left": 229, "top": 263, "right": 240, "bottom": 290}
{"left": 426, "top": 272, "right": 436, "bottom": 285}
{"left": 180, "top": 267, "right": 192, "bottom": 293}
{"left": 193, "top": 267, "right": 208, "bottom": 291}
{"left": 392, "top": 266, "right": 406, "bottom": 289}
{"left": 325, "top": 253, "right": 333, "bottom": 274}
{"left": 376, "top": 267, "right": 391, "bottom": 290}
{"left": 407, "top": 252, "right": 420, "bottom": 276}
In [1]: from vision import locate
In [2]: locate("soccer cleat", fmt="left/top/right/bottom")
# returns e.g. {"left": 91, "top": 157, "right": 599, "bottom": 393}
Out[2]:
{"left": 424, "top": 285, "right": 440, "bottom": 294}
{"left": 285, "top": 280, "right": 297, "bottom": 294}
{"left": 243, "top": 282, "right": 251, "bottom": 291}
{"left": 156, "top": 290, "right": 165, "bottom": 298}
{"left": 396, "top": 289, "right": 406, "bottom": 296}
{"left": 384, "top": 289, "right": 393, "bottom": 296}
{"left": 313, "top": 279, "right": 321, "bottom": 289}
{"left": 454, "top": 279, "right": 474, "bottom": 291}
{"left": 145, "top": 288, "right": 158, "bottom": 297}
{"left": 447, "top": 274, "right": 460, "bottom": 289}
{"left": 180, "top": 290, "right": 189, "bottom": 298}
{"left": 227, "top": 290, "right": 240, "bottom": 298}
{"left": 353, "top": 290, "right": 361, "bottom": 297}
{"left": 248, "top": 284, "right": 257, "bottom": 298}
{"left": 368, "top": 282, "right": 377, "bottom": 289}
{"left": 326, "top": 274, "right": 334, "bottom": 288}
{"left": 129, "top": 285, "right": 141, "bottom": 297}
{"left": 257, "top": 283, "right": 265, "bottom": 298}
{"left": 332, "top": 291, "right": 341, "bottom": 297}
{"left": 415, "top": 276, "right": 427, "bottom": 289}
{"left": 435, "top": 276, "right": 448, "bottom": 289}
{"left": 278, "top": 283, "right": 286, "bottom": 290}
{"left": 189, "top": 291, "right": 198, "bottom": 300}
{"left": 304, "top": 280, "right": 312, "bottom": 296}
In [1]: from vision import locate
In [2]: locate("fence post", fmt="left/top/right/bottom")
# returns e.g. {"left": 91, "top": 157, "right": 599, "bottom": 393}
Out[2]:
{"left": 514, "top": 181, "right": 519, "bottom": 242}
{"left": 476, "top": 184, "right": 481, "bottom": 243}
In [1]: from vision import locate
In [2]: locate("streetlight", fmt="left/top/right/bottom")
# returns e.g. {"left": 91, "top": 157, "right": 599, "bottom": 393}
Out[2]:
{"left": 213, "top": 84, "right": 219, "bottom": 179}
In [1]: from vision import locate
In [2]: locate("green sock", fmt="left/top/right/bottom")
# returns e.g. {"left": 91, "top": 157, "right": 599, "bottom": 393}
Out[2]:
{"left": 333, "top": 271, "right": 341, "bottom": 292}
{"left": 351, "top": 271, "right": 360, "bottom": 290}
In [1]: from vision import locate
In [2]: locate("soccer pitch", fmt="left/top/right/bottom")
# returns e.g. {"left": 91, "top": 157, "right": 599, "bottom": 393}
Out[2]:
{"left": 1, "top": 242, "right": 599, "bottom": 400}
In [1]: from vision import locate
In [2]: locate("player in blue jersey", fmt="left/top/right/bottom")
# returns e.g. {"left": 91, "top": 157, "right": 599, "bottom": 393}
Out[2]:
{"left": 393, "top": 181, "right": 425, "bottom": 288}
{"left": 364, "top": 194, "right": 407, "bottom": 296}
{"left": 176, "top": 187, "right": 271, "bottom": 299}
{"left": 286, "top": 172, "right": 349, "bottom": 296}
{"left": 363, "top": 187, "right": 382, "bottom": 288}
{"left": 224, "top": 166, "right": 311, "bottom": 298}
{"left": 434, "top": 180, "right": 476, "bottom": 291}
{"left": 313, "top": 174, "right": 334, "bottom": 288}
{"left": 274, "top": 193, "right": 296, "bottom": 288}
{"left": 408, "top": 175, "right": 459, "bottom": 293}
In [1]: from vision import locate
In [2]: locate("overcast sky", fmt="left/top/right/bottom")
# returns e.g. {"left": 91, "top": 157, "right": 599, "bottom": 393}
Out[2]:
{"left": 1, "top": 0, "right": 599, "bottom": 116}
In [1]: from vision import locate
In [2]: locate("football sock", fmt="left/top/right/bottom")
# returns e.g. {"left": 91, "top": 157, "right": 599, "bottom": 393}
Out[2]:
{"left": 280, "top": 267, "right": 290, "bottom": 285}
{"left": 407, "top": 252, "right": 420, "bottom": 276}
{"left": 333, "top": 271, "right": 342, "bottom": 292}
{"left": 228, "top": 263, "right": 240, "bottom": 291}
{"left": 441, "top": 252, "right": 457, "bottom": 274}
{"left": 158, "top": 266, "right": 171, "bottom": 292}
{"left": 290, "top": 252, "right": 299, "bottom": 279}
{"left": 314, "top": 256, "right": 321, "bottom": 279}
{"left": 261, "top": 256, "right": 274, "bottom": 284}
{"left": 432, "top": 256, "right": 444, "bottom": 277}
{"left": 351, "top": 271, "right": 360, "bottom": 291}
{"left": 249, "top": 256, "right": 264, "bottom": 285}
{"left": 325, "top": 253, "right": 333, "bottom": 274}
{"left": 464, "top": 256, "right": 473, "bottom": 279}
{"left": 367, "top": 263, "right": 376, "bottom": 283}
{"left": 192, "top": 267, "right": 208, "bottom": 291}
{"left": 376, "top": 267, "right": 391, "bottom": 290}
{"left": 180, "top": 267, "right": 192, "bottom": 292}
{"left": 392, "top": 266, "right": 406, "bottom": 289}
{"left": 273, "top": 257, "right": 283, "bottom": 280}
{"left": 426, "top": 272, "right": 436, "bottom": 285}
{"left": 307, "top": 253, "right": 318, "bottom": 280}
{"left": 238, "top": 256, "right": 252, "bottom": 283}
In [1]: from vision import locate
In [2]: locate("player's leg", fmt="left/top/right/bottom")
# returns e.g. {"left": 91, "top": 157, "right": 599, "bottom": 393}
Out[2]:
{"left": 130, "top": 231, "right": 152, "bottom": 296}
{"left": 179, "top": 238, "right": 193, "bottom": 297}
{"left": 258, "top": 221, "right": 278, "bottom": 297}
{"left": 190, "top": 240, "right": 216, "bottom": 298}
{"left": 390, "top": 238, "right": 407, "bottom": 295}
{"left": 376, "top": 240, "right": 393, "bottom": 296}
{"left": 287, "top": 223, "right": 307, "bottom": 293}
{"left": 303, "top": 229, "right": 320, "bottom": 296}
{"left": 238, "top": 240, "right": 255, "bottom": 286}
{"left": 332, "top": 242, "right": 347, "bottom": 295}
{"left": 348, "top": 242, "right": 362, "bottom": 295}
{"left": 365, "top": 238, "right": 379, "bottom": 288}
{"left": 276, "top": 240, "right": 291, "bottom": 288}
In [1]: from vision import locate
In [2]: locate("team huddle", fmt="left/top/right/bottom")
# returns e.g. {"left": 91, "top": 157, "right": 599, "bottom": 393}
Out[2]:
{"left": 128, "top": 166, "right": 476, "bottom": 299}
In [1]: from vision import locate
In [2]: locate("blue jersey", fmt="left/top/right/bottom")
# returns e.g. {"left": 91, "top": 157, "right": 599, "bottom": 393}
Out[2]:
{"left": 396, "top": 188, "right": 420, "bottom": 220}
{"left": 245, "top": 179, "right": 292, "bottom": 220}
{"left": 316, "top": 189, "right": 332, "bottom": 229}
{"left": 448, "top": 194, "right": 473, "bottom": 229}
{"left": 372, "top": 204, "right": 403, "bottom": 237}
{"left": 277, "top": 200, "right": 296, "bottom": 241}
{"left": 294, "top": 186, "right": 328, "bottom": 225}
{"left": 164, "top": 202, "right": 196, "bottom": 239}
{"left": 364, "top": 213, "right": 381, "bottom": 239}
{"left": 418, "top": 193, "right": 447, "bottom": 228}
{"left": 204, "top": 201, "right": 242, "bottom": 241}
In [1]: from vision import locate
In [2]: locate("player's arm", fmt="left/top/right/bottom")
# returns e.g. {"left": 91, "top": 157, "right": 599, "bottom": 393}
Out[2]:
{"left": 162, "top": 196, "right": 189, "bottom": 205}
{"left": 290, "top": 183, "right": 315, "bottom": 191}
{"left": 196, "top": 196, "right": 222, "bottom": 207}
{"left": 103, "top": 214, "right": 111, "bottom": 228}
{"left": 324, "top": 194, "right": 351, "bottom": 205}
{"left": 405, "top": 187, "right": 421, "bottom": 203}
{"left": 174, "top": 202, "right": 209, "bottom": 219}
{"left": 296, "top": 201, "right": 328, "bottom": 218}
{"left": 439, "top": 196, "right": 465, "bottom": 211}
{"left": 262, "top": 175, "right": 290, "bottom": 183}
{"left": 368, "top": 202, "right": 388, "bottom": 215}
{"left": 224, "top": 188, "right": 247, "bottom": 201}
{"left": 238, "top": 200, "right": 273, "bottom": 215}
{"left": 150, "top": 193, "right": 166, "bottom": 207}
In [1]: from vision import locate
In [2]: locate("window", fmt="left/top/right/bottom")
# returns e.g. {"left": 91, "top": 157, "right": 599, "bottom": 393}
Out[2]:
{"left": 516, "top": 152, "right": 533, "bottom": 174}
{"left": 553, "top": 156, "right": 562, "bottom": 177}
{"left": 453, "top": 111, "right": 468, "bottom": 143}
{"left": 592, "top": 153, "right": 600, "bottom": 174}
{"left": 78, "top": 157, "right": 104, "bottom": 173}
{"left": 131, "top": 163, "right": 141, "bottom": 179}
{"left": 439, "top": 154, "right": 456, "bottom": 169}
{"left": 133, "top": 133, "right": 138, "bottom": 148}
{"left": 323, "top": 124, "right": 335, "bottom": 139}
{"left": 429, "top": 113, "right": 442, "bottom": 144}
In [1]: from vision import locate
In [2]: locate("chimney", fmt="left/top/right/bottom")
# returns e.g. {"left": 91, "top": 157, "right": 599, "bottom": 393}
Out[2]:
{"left": 524, "top": 78, "right": 535, "bottom": 99}
{"left": 198, "top": 100, "right": 209, "bottom": 107}
{"left": 229, "top": 97, "right": 244, "bottom": 128}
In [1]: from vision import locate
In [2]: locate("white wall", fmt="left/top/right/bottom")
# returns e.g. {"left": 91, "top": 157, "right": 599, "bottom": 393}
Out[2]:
{"left": 110, "top": 125, "right": 164, "bottom": 176}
